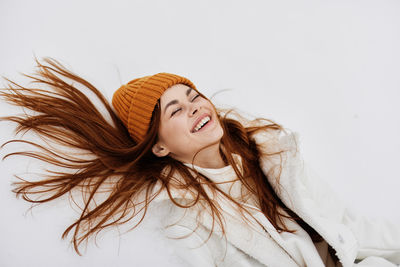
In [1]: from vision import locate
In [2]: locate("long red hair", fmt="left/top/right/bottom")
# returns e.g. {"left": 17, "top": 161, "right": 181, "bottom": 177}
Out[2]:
{"left": 1, "top": 58, "right": 323, "bottom": 255}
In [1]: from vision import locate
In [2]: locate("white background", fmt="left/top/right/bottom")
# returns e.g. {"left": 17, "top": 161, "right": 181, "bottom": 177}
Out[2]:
{"left": 0, "top": 0, "right": 399, "bottom": 266}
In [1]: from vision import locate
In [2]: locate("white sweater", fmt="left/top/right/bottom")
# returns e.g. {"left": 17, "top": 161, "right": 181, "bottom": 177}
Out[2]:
{"left": 149, "top": 129, "right": 400, "bottom": 267}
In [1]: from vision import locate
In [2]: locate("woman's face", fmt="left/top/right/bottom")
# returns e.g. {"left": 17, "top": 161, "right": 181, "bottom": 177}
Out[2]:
{"left": 152, "top": 84, "right": 224, "bottom": 164}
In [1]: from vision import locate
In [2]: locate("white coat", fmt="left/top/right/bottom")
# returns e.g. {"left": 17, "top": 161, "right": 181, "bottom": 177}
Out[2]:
{"left": 149, "top": 128, "right": 400, "bottom": 267}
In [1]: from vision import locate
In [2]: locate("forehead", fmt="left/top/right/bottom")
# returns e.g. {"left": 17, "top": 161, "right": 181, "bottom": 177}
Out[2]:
{"left": 160, "top": 84, "right": 192, "bottom": 104}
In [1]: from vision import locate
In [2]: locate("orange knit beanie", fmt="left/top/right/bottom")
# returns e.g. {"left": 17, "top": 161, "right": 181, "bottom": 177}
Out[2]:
{"left": 112, "top": 72, "right": 197, "bottom": 143}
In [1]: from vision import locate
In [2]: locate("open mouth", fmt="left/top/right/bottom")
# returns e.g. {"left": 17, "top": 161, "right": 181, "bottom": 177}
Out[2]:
{"left": 192, "top": 116, "right": 211, "bottom": 133}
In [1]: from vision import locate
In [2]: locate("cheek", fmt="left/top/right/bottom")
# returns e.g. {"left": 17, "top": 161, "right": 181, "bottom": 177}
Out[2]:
{"left": 159, "top": 119, "right": 189, "bottom": 143}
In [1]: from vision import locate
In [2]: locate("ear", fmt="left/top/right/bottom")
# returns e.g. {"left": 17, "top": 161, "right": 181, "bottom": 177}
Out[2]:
{"left": 152, "top": 142, "right": 170, "bottom": 157}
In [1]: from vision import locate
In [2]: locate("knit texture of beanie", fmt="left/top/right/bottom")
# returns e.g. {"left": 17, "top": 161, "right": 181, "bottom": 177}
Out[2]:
{"left": 112, "top": 72, "right": 196, "bottom": 143}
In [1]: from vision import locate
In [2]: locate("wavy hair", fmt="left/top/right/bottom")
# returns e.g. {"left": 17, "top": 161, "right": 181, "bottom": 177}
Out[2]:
{"left": 0, "top": 58, "right": 324, "bottom": 255}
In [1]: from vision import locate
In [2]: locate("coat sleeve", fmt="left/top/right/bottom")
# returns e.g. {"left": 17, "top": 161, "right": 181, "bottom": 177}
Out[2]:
{"left": 341, "top": 204, "right": 400, "bottom": 263}
{"left": 304, "top": 164, "right": 400, "bottom": 264}
{"left": 251, "top": 126, "right": 400, "bottom": 264}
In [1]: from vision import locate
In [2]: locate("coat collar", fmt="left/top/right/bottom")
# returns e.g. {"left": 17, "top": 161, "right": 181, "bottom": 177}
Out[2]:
{"left": 152, "top": 154, "right": 299, "bottom": 266}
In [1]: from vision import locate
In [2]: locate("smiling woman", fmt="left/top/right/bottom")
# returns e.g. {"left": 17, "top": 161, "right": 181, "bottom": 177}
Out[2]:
{"left": 1, "top": 58, "right": 400, "bottom": 267}
{"left": 152, "top": 84, "right": 225, "bottom": 168}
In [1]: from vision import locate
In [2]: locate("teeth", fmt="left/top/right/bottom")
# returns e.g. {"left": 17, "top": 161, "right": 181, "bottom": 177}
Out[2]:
{"left": 194, "top": 116, "right": 210, "bottom": 132}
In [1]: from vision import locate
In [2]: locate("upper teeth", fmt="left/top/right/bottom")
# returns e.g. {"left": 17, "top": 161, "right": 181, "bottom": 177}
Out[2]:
{"left": 194, "top": 116, "right": 210, "bottom": 132}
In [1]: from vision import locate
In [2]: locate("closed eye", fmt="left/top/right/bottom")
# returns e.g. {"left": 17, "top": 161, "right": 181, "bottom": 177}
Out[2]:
{"left": 170, "top": 94, "right": 200, "bottom": 117}
{"left": 191, "top": 94, "right": 200, "bottom": 102}
{"left": 171, "top": 108, "right": 181, "bottom": 117}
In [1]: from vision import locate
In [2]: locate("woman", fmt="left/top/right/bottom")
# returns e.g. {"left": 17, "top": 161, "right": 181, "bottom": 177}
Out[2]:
{"left": 1, "top": 58, "right": 399, "bottom": 267}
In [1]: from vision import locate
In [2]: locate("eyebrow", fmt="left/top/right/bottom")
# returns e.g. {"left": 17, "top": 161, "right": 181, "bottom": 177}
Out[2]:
{"left": 164, "top": 100, "right": 178, "bottom": 114}
{"left": 163, "top": 87, "right": 194, "bottom": 114}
